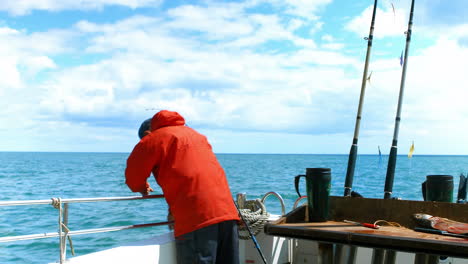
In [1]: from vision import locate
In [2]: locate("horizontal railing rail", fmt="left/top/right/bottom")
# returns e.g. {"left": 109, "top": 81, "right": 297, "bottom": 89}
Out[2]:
{"left": 0, "top": 194, "right": 164, "bottom": 207}
{"left": 0, "top": 220, "right": 173, "bottom": 243}
{"left": 0, "top": 194, "right": 167, "bottom": 264}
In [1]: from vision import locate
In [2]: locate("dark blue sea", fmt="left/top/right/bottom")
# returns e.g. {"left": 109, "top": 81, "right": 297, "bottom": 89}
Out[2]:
{"left": 1, "top": 152, "right": 467, "bottom": 263}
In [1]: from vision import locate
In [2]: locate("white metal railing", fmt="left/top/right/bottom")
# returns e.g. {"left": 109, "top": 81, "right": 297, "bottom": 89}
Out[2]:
{"left": 293, "top": 195, "right": 307, "bottom": 209}
{"left": 0, "top": 194, "right": 170, "bottom": 264}
{"left": 260, "top": 191, "right": 286, "bottom": 215}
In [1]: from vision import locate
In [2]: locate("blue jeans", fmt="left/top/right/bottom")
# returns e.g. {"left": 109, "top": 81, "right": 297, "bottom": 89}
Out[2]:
{"left": 175, "top": 220, "right": 239, "bottom": 264}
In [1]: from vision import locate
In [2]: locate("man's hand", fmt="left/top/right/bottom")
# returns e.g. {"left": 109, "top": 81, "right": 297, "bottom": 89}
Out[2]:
{"left": 140, "top": 186, "right": 154, "bottom": 196}
{"left": 167, "top": 211, "right": 174, "bottom": 230}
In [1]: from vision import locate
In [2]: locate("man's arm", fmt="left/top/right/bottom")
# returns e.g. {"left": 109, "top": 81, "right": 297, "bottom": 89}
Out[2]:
{"left": 125, "top": 141, "right": 158, "bottom": 194}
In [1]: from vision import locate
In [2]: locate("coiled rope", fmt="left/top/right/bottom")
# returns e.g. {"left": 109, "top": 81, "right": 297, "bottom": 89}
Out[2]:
{"left": 238, "top": 199, "right": 270, "bottom": 240}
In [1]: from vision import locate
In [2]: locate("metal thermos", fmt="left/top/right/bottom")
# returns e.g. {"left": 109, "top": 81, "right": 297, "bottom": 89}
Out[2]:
{"left": 295, "top": 168, "right": 332, "bottom": 222}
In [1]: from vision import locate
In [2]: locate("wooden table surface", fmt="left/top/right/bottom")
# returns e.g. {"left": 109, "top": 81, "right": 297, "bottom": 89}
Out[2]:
{"left": 264, "top": 197, "right": 468, "bottom": 258}
{"left": 265, "top": 221, "right": 468, "bottom": 258}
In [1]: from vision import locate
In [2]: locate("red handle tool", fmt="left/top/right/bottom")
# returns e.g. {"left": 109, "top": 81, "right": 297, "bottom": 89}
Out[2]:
{"left": 344, "top": 220, "right": 380, "bottom": 229}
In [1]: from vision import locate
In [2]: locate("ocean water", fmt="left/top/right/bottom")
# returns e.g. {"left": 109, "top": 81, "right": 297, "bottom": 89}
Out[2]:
{"left": 0, "top": 152, "right": 467, "bottom": 264}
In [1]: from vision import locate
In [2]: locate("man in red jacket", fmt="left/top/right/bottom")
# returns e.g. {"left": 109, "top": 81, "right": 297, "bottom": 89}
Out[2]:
{"left": 125, "top": 110, "right": 240, "bottom": 264}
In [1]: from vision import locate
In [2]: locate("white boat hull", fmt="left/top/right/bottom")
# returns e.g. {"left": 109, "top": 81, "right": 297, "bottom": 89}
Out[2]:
{"left": 56, "top": 215, "right": 468, "bottom": 264}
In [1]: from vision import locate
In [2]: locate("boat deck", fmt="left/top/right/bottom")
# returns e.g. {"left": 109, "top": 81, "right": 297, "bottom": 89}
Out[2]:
{"left": 50, "top": 232, "right": 176, "bottom": 264}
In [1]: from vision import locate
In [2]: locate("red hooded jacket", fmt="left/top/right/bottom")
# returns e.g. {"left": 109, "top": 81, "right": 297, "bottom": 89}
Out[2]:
{"left": 125, "top": 110, "right": 239, "bottom": 237}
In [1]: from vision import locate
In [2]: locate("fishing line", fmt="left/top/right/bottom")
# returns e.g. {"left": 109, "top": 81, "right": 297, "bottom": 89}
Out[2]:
{"left": 374, "top": 220, "right": 402, "bottom": 227}
{"left": 234, "top": 201, "right": 268, "bottom": 264}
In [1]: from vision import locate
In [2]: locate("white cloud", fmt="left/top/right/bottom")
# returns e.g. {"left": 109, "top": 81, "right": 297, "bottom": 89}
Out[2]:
{"left": 38, "top": 44, "right": 359, "bottom": 134}
{"left": 322, "top": 43, "right": 344, "bottom": 50}
{"left": 287, "top": 19, "right": 305, "bottom": 32}
{"left": 166, "top": 4, "right": 254, "bottom": 39}
{"left": 419, "top": 23, "right": 468, "bottom": 46}
{"left": 346, "top": 3, "right": 408, "bottom": 38}
{"left": 321, "top": 34, "right": 334, "bottom": 42}
{"left": 309, "top": 21, "right": 324, "bottom": 35}
{"left": 0, "top": 28, "right": 24, "bottom": 90}
{"left": 0, "top": 55, "right": 22, "bottom": 89}
{"left": 281, "top": 0, "right": 332, "bottom": 19}
{"left": 0, "top": 26, "right": 60, "bottom": 92}
{"left": 0, "top": 1, "right": 366, "bottom": 142}
{"left": 353, "top": 33, "right": 468, "bottom": 154}
{"left": 0, "top": 0, "right": 163, "bottom": 16}
{"left": 405, "top": 38, "right": 468, "bottom": 123}
{"left": 1, "top": 0, "right": 468, "bottom": 154}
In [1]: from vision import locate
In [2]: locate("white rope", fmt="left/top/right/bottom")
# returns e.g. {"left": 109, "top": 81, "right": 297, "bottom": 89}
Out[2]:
{"left": 238, "top": 199, "right": 269, "bottom": 240}
{"left": 51, "top": 198, "right": 61, "bottom": 209}
{"left": 61, "top": 224, "right": 75, "bottom": 256}
{"left": 51, "top": 198, "right": 75, "bottom": 259}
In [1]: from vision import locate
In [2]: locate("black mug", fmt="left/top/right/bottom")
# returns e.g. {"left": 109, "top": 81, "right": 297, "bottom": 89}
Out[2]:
{"left": 294, "top": 168, "right": 331, "bottom": 222}
{"left": 422, "top": 175, "right": 454, "bottom": 202}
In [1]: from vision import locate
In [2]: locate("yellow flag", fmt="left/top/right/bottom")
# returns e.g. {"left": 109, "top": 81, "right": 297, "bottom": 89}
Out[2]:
{"left": 408, "top": 141, "right": 415, "bottom": 158}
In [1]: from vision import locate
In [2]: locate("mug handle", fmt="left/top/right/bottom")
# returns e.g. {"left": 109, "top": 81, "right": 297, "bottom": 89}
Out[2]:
{"left": 294, "top": 174, "right": 306, "bottom": 197}
{"left": 421, "top": 181, "right": 427, "bottom": 201}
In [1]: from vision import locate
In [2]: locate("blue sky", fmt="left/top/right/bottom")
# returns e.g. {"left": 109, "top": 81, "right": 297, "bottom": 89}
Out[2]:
{"left": 1, "top": 0, "right": 467, "bottom": 154}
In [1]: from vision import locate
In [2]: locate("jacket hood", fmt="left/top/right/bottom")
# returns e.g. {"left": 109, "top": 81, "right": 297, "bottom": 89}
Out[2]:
{"left": 151, "top": 110, "right": 185, "bottom": 130}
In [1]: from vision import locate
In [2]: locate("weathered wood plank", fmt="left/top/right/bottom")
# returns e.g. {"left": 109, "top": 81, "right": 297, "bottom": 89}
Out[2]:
{"left": 280, "top": 196, "right": 468, "bottom": 227}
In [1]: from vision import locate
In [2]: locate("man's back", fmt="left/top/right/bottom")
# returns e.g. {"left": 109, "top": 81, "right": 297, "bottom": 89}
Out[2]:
{"left": 125, "top": 110, "right": 239, "bottom": 237}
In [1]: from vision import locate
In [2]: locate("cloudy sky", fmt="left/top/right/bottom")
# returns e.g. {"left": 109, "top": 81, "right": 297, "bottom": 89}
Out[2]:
{"left": 1, "top": 0, "right": 467, "bottom": 154}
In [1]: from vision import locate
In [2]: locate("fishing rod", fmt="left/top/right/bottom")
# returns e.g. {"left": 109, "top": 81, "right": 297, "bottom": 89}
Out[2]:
{"left": 344, "top": 0, "right": 379, "bottom": 197}
{"left": 384, "top": 0, "right": 415, "bottom": 200}
{"left": 234, "top": 201, "right": 268, "bottom": 264}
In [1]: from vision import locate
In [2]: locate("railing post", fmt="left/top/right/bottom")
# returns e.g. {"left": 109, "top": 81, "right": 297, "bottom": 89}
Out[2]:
{"left": 57, "top": 198, "right": 65, "bottom": 264}
{"left": 63, "top": 203, "right": 69, "bottom": 261}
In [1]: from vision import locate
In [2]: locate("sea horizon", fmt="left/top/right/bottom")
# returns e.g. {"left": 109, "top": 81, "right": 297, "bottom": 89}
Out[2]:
{"left": 1, "top": 151, "right": 467, "bottom": 156}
